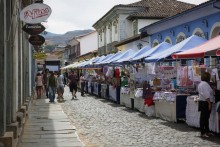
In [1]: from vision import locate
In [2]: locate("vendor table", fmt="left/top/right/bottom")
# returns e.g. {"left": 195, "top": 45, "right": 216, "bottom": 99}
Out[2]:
{"left": 109, "top": 85, "right": 120, "bottom": 103}
{"left": 186, "top": 95, "right": 220, "bottom": 133}
{"left": 154, "top": 93, "right": 188, "bottom": 122}
{"left": 120, "top": 87, "right": 132, "bottom": 108}
{"left": 134, "top": 97, "right": 145, "bottom": 112}
{"left": 93, "top": 82, "right": 99, "bottom": 96}
{"left": 88, "top": 82, "right": 93, "bottom": 94}
{"left": 101, "top": 84, "right": 107, "bottom": 98}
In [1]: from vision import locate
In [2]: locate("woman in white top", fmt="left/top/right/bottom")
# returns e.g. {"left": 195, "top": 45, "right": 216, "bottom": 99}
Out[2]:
{"left": 35, "top": 72, "right": 43, "bottom": 99}
{"left": 56, "top": 72, "right": 64, "bottom": 102}
{"left": 198, "top": 72, "right": 214, "bottom": 138}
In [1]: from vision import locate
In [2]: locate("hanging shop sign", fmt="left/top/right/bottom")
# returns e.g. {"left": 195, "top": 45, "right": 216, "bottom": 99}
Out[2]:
{"left": 22, "top": 23, "right": 45, "bottom": 35}
{"left": 33, "top": 52, "right": 47, "bottom": 59}
{"left": 20, "top": 3, "right": 52, "bottom": 24}
{"left": 29, "top": 35, "right": 45, "bottom": 46}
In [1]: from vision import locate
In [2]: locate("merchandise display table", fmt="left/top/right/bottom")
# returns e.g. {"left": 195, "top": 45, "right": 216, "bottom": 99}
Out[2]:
{"left": 109, "top": 85, "right": 117, "bottom": 102}
{"left": 154, "top": 93, "right": 188, "bottom": 122}
{"left": 101, "top": 84, "right": 107, "bottom": 99}
{"left": 134, "top": 97, "right": 145, "bottom": 113}
{"left": 93, "top": 82, "right": 99, "bottom": 96}
{"left": 88, "top": 82, "right": 93, "bottom": 94}
{"left": 109, "top": 85, "right": 120, "bottom": 103}
{"left": 186, "top": 95, "right": 220, "bottom": 133}
{"left": 120, "top": 87, "right": 132, "bottom": 108}
{"left": 154, "top": 100, "right": 176, "bottom": 122}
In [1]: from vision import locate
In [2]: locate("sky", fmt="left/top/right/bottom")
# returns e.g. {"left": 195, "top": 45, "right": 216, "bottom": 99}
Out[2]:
{"left": 43, "top": 0, "right": 209, "bottom": 34}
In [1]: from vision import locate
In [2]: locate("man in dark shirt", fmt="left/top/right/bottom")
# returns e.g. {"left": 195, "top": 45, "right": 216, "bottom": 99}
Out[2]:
{"left": 68, "top": 71, "right": 78, "bottom": 100}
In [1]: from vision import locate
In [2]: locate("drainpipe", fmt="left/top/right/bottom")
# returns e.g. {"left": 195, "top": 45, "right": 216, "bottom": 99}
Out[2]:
{"left": 213, "top": 0, "right": 220, "bottom": 9}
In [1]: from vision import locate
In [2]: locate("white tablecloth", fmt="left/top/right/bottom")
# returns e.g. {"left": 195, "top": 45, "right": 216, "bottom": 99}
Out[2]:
{"left": 154, "top": 101, "right": 176, "bottom": 122}
{"left": 93, "top": 82, "right": 99, "bottom": 95}
{"left": 134, "top": 97, "right": 145, "bottom": 112}
{"left": 109, "top": 85, "right": 117, "bottom": 102}
{"left": 101, "top": 84, "right": 107, "bottom": 98}
{"left": 186, "top": 96, "right": 220, "bottom": 133}
{"left": 120, "top": 93, "right": 132, "bottom": 108}
{"left": 145, "top": 105, "right": 156, "bottom": 117}
{"left": 88, "top": 82, "right": 92, "bottom": 93}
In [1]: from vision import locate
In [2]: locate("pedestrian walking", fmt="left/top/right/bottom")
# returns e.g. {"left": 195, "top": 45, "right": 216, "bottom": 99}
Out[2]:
{"left": 57, "top": 71, "right": 64, "bottom": 102}
{"left": 80, "top": 73, "right": 85, "bottom": 96}
{"left": 198, "top": 72, "right": 214, "bottom": 138}
{"left": 35, "top": 72, "right": 43, "bottom": 99}
{"left": 68, "top": 71, "right": 78, "bottom": 100}
{"left": 43, "top": 69, "right": 49, "bottom": 98}
{"left": 48, "top": 72, "right": 57, "bottom": 102}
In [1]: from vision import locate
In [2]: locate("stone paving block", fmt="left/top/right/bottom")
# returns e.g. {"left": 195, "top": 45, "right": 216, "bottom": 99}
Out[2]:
{"left": 20, "top": 98, "right": 84, "bottom": 147}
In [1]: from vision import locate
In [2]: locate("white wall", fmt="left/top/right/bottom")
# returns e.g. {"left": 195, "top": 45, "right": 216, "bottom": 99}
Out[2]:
{"left": 138, "top": 19, "right": 160, "bottom": 31}
{"left": 117, "top": 36, "right": 150, "bottom": 51}
{"left": 79, "top": 31, "right": 98, "bottom": 55}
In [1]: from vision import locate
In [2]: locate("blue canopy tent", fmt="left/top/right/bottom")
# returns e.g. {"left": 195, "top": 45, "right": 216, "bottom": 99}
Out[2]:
{"left": 144, "top": 35, "right": 207, "bottom": 62}
{"left": 99, "top": 51, "right": 123, "bottom": 64}
{"left": 130, "top": 42, "right": 172, "bottom": 61}
{"left": 92, "top": 56, "right": 104, "bottom": 63}
{"left": 112, "top": 49, "right": 138, "bottom": 64}
{"left": 77, "top": 58, "right": 96, "bottom": 68}
{"left": 107, "top": 49, "right": 136, "bottom": 64}
{"left": 128, "top": 46, "right": 151, "bottom": 62}
{"left": 94, "top": 54, "right": 114, "bottom": 64}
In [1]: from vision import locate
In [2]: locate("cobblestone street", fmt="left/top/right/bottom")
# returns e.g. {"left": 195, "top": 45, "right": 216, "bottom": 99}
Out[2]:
{"left": 61, "top": 87, "right": 220, "bottom": 147}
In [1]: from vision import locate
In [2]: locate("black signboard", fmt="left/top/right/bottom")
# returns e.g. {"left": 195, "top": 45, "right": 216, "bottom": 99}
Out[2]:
{"left": 22, "top": 23, "right": 45, "bottom": 35}
{"left": 35, "top": 0, "right": 43, "bottom": 3}
{"left": 29, "top": 35, "right": 45, "bottom": 46}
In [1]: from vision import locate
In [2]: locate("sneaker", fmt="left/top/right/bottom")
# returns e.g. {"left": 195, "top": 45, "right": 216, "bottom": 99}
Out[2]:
{"left": 71, "top": 97, "right": 75, "bottom": 100}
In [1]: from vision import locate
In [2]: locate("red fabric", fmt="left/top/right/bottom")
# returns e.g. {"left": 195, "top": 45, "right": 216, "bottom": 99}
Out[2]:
{"left": 172, "top": 35, "right": 220, "bottom": 59}
{"left": 144, "top": 97, "right": 154, "bottom": 106}
{"left": 115, "top": 68, "right": 120, "bottom": 78}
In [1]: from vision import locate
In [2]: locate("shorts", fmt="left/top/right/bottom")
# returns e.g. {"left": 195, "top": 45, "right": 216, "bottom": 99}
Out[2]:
{"left": 69, "top": 83, "right": 77, "bottom": 93}
{"left": 36, "top": 86, "right": 42, "bottom": 90}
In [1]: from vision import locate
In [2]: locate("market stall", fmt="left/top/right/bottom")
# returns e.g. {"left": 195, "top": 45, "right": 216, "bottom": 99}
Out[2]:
{"left": 141, "top": 35, "right": 207, "bottom": 121}
{"left": 153, "top": 92, "right": 188, "bottom": 122}
{"left": 172, "top": 35, "right": 220, "bottom": 130}
{"left": 186, "top": 95, "right": 220, "bottom": 133}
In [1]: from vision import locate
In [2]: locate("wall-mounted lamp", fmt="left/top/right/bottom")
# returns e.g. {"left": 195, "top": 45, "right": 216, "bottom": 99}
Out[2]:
{"left": 170, "top": 30, "right": 175, "bottom": 36}
{"left": 184, "top": 25, "right": 190, "bottom": 32}
{"left": 202, "top": 19, "right": 209, "bottom": 28}
{"left": 137, "top": 43, "right": 143, "bottom": 49}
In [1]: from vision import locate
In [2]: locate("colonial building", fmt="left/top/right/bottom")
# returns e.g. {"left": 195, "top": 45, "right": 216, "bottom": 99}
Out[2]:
{"left": 0, "top": 0, "right": 35, "bottom": 146}
{"left": 66, "top": 31, "right": 98, "bottom": 62}
{"left": 140, "top": 0, "right": 220, "bottom": 47}
{"left": 92, "top": 0, "right": 195, "bottom": 55}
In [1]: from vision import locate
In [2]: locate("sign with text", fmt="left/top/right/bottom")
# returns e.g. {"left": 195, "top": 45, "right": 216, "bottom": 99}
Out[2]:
{"left": 33, "top": 52, "right": 47, "bottom": 59}
{"left": 29, "top": 35, "right": 45, "bottom": 46}
{"left": 22, "top": 23, "right": 45, "bottom": 35}
{"left": 20, "top": 3, "right": 52, "bottom": 24}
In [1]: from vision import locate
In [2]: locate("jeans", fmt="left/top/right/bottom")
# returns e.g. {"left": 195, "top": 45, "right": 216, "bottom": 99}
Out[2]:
{"left": 49, "top": 86, "right": 56, "bottom": 102}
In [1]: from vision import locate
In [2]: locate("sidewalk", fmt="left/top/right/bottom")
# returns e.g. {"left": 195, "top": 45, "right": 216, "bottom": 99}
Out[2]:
{"left": 19, "top": 97, "right": 85, "bottom": 147}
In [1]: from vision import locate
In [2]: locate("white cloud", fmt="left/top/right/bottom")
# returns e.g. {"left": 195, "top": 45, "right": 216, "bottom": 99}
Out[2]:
{"left": 44, "top": 0, "right": 208, "bottom": 34}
